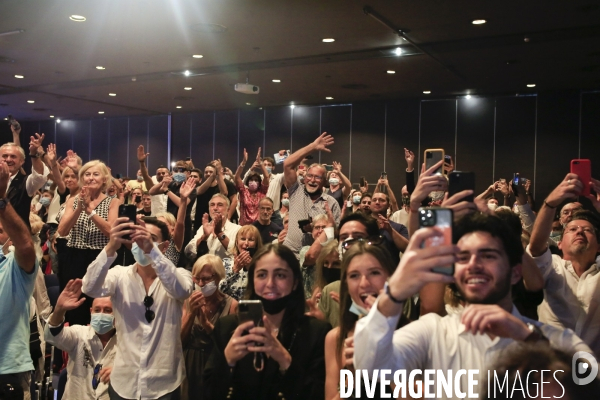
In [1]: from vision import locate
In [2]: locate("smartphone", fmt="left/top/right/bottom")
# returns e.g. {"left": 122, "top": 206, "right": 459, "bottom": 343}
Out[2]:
{"left": 512, "top": 173, "right": 520, "bottom": 186}
{"left": 448, "top": 172, "right": 475, "bottom": 202}
{"left": 324, "top": 164, "right": 334, "bottom": 172}
{"left": 7, "top": 114, "right": 20, "bottom": 130}
{"left": 444, "top": 155, "right": 452, "bottom": 164}
{"left": 360, "top": 176, "right": 366, "bottom": 187}
{"left": 118, "top": 204, "right": 137, "bottom": 240}
{"left": 238, "top": 300, "right": 264, "bottom": 328}
{"left": 298, "top": 218, "right": 312, "bottom": 232}
{"left": 380, "top": 171, "right": 387, "bottom": 179}
{"left": 424, "top": 149, "right": 445, "bottom": 175}
{"left": 571, "top": 159, "right": 591, "bottom": 197}
{"left": 248, "top": 247, "right": 257, "bottom": 257}
{"left": 418, "top": 207, "right": 454, "bottom": 276}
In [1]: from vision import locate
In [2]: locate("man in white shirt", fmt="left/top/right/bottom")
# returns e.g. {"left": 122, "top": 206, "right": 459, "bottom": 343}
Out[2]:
{"left": 82, "top": 216, "right": 194, "bottom": 400}
{"left": 528, "top": 173, "right": 600, "bottom": 356}
{"left": 354, "top": 213, "right": 595, "bottom": 399}
{"left": 137, "top": 145, "right": 170, "bottom": 216}
{"left": 185, "top": 193, "right": 241, "bottom": 261}
{"left": 45, "top": 280, "right": 117, "bottom": 400}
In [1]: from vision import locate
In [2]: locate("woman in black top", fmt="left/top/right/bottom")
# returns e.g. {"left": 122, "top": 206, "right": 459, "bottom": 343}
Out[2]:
{"left": 204, "top": 243, "right": 331, "bottom": 400}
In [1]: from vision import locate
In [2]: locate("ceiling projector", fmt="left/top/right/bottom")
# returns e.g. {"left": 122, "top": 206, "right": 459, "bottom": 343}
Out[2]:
{"left": 235, "top": 83, "right": 260, "bottom": 94}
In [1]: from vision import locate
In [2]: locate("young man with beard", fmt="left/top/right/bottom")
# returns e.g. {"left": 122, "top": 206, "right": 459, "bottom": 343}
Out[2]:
{"left": 528, "top": 172, "right": 600, "bottom": 356}
{"left": 353, "top": 213, "right": 594, "bottom": 399}
{"left": 282, "top": 132, "right": 341, "bottom": 257}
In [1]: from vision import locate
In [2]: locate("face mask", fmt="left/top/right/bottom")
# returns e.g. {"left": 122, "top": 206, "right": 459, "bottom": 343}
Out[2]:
{"left": 173, "top": 172, "right": 186, "bottom": 183}
{"left": 401, "top": 196, "right": 410, "bottom": 206}
{"left": 137, "top": 175, "right": 143, "bottom": 181}
{"left": 349, "top": 300, "right": 369, "bottom": 317}
{"left": 488, "top": 203, "right": 498, "bottom": 211}
{"left": 134, "top": 195, "right": 142, "bottom": 203}
{"left": 248, "top": 181, "right": 259, "bottom": 191}
{"left": 298, "top": 175, "right": 304, "bottom": 184}
{"left": 352, "top": 195, "right": 361, "bottom": 205}
{"left": 2, "top": 238, "right": 13, "bottom": 254}
{"left": 329, "top": 178, "right": 339, "bottom": 186}
{"left": 132, "top": 242, "right": 153, "bottom": 266}
{"left": 321, "top": 267, "right": 340, "bottom": 285}
{"left": 550, "top": 231, "right": 562, "bottom": 242}
{"left": 46, "top": 180, "right": 54, "bottom": 187}
{"left": 256, "top": 293, "right": 293, "bottom": 315}
{"left": 39, "top": 197, "right": 51, "bottom": 207}
{"left": 266, "top": 167, "right": 272, "bottom": 174}
{"left": 90, "top": 313, "right": 115, "bottom": 335}
{"left": 281, "top": 199, "right": 290, "bottom": 208}
{"left": 200, "top": 281, "right": 217, "bottom": 297}
{"left": 224, "top": 174, "right": 231, "bottom": 181}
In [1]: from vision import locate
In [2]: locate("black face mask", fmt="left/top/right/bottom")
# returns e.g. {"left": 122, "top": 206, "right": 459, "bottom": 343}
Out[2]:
{"left": 135, "top": 195, "right": 142, "bottom": 203}
{"left": 256, "top": 293, "right": 294, "bottom": 315}
{"left": 401, "top": 196, "right": 410, "bottom": 206}
{"left": 321, "top": 267, "right": 340, "bottom": 284}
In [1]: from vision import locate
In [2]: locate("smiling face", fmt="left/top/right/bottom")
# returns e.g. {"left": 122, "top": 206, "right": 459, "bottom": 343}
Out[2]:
{"left": 82, "top": 166, "right": 106, "bottom": 192}
{"left": 360, "top": 196, "right": 371, "bottom": 211}
{"left": 208, "top": 196, "right": 228, "bottom": 219}
{"left": 253, "top": 252, "right": 296, "bottom": 300}
{"left": 304, "top": 165, "right": 326, "bottom": 194}
{"left": 346, "top": 253, "right": 388, "bottom": 309}
{"left": 236, "top": 231, "right": 257, "bottom": 252}
{"left": 370, "top": 193, "right": 389, "bottom": 215}
{"left": 0, "top": 145, "right": 25, "bottom": 175}
{"left": 454, "top": 231, "right": 519, "bottom": 306}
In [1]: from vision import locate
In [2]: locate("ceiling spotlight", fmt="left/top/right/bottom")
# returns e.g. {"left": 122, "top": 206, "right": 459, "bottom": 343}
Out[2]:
{"left": 527, "top": 84, "right": 536, "bottom": 87}
{"left": 56, "top": 119, "right": 61, "bottom": 123}
{"left": 192, "top": 54, "right": 203, "bottom": 58}
{"left": 27, "top": 100, "right": 35, "bottom": 104}
{"left": 96, "top": 66, "right": 105, "bottom": 70}
{"left": 465, "top": 94, "right": 472, "bottom": 99}
{"left": 184, "top": 70, "right": 190, "bottom": 76}
{"left": 394, "top": 47, "right": 403, "bottom": 56}
{"left": 246, "top": 102, "right": 251, "bottom": 105}
{"left": 49, "top": 115, "right": 54, "bottom": 118}
{"left": 109, "top": 93, "right": 116, "bottom": 96}
{"left": 69, "top": 15, "right": 86, "bottom": 22}
{"left": 472, "top": 19, "right": 486, "bottom": 25}
{"left": 322, "top": 38, "right": 335, "bottom": 43}
{"left": 171, "top": 161, "right": 176, "bottom": 167}
{"left": 387, "top": 70, "right": 396, "bottom": 74}
{"left": 290, "top": 105, "right": 296, "bottom": 109}
{"left": 423, "top": 90, "right": 431, "bottom": 94}
{"left": 176, "top": 106, "right": 182, "bottom": 109}
{"left": 98, "top": 111, "right": 104, "bottom": 114}
{"left": 184, "top": 87, "right": 192, "bottom": 90}
{"left": 326, "top": 97, "right": 334, "bottom": 100}
{"left": 272, "top": 79, "right": 281, "bottom": 83}
{"left": 14, "top": 75, "right": 24, "bottom": 79}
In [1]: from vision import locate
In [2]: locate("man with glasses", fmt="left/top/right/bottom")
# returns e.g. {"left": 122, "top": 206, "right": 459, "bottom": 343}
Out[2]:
{"left": 45, "top": 280, "right": 117, "bottom": 400}
{"left": 252, "top": 197, "right": 282, "bottom": 244}
{"left": 559, "top": 201, "right": 583, "bottom": 225}
{"left": 529, "top": 173, "right": 600, "bottom": 356}
{"left": 82, "top": 216, "right": 193, "bottom": 400}
{"left": 282, "top": 132, "right": 341, "bottom": 257}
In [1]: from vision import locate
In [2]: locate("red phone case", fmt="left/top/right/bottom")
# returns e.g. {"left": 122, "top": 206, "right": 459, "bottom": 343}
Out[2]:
{"left": 571, "top": 159, "right": 591, "bottom": 197}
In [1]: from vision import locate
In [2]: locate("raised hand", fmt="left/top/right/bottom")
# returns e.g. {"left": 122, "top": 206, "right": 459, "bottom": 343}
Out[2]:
{"left": 588, "top": 177, "right": 600, "bottom": 212}
{"left": 0, "top": 161, "right": 10, "bottom": 198}
{"left": 188, "top": 291, "right": 208, "bottom": 321}
{"left": 404, "top": 148, "right": 415, "bottom": 170}
{"left": 130, "top": 217, "right": 154, "bottom": 253}
{"left": 545, "top": 173, "right": 584, "bottom": 207}
{"left": 201, "top": 213, "right": 214, "bottom": 239}
{"left": 441, "top": 190, "right": 477, "bottom": 221}
{"left": 242, "top": 148, "right": 249, "bottom": 165}
{"left": 255, "top": 147, "right": 262, "bottom": 162}
{"left": 224, "top": 321, "right": 255, "bottom": 366}
{"left": 213, "top": 214, "right": 224, "bottom": 234}
{"left": 56, "top": 279, "right": 86, "bottom": 312}
{"left": 359, "top": 179, "right": 368, "bottom": 193}
{"left": 461, "top": 304, "right": 530, "bottom": 340}
{"left": 29, "top": 133, "right": 45, "bottom": 155}
{"left": 65, "top": 150, "right": 79, "bottom": 170}
{"left": 106, "top": 217, "right": 135, "bottom": 255}
{"left": 179, "top": 177, "right": 195, "bottom": 200}
{"left": 332, "top": 161, "right": 342, "bottom": 173}
{"left": 46, "top": 143, "right": 58, "bottom": 166}
{"left": 411, "top": 160, "right": 447, "bottom": 210}
{"left": 247, "top": 316, "right": 292, "bottom": 370}
{"left": 234, "top": 251, "right": 252, "bottom": 273}
{"left": 312, "top": 132, "right": 334, "bottom": 152}
{"left": 137, "top": 145, "right": 149, "bottom": 163}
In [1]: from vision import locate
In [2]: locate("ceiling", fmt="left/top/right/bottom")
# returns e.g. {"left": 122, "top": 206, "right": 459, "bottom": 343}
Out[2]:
{"left": 1, "top": 0, "right": 600, "bottom": 121}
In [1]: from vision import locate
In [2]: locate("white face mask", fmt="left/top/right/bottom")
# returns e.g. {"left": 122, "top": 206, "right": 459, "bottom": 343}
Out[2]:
{"left": 200, "top": 281, "right": 217, "bottom": 296}
{"left": 488, "top": 203, "right": 498, "bottom": 211}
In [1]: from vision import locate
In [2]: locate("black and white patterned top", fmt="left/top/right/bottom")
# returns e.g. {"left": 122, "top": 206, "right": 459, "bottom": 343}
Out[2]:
{"left": 219, "top": 257, "right": 248, "bottom": 301}
{"left": 164, "top": 239, "right": 180, "bottom": 266}
{"left": 67, "top": 196, "right": 113, "bottom": 249}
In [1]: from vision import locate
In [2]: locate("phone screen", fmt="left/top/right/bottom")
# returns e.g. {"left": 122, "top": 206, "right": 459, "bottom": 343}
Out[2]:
{"left": 418, "top": 208, "right": 454, "bottom": 276}
{"left": 448, "top": 172, "right": 475, "bottom": 202}
{"left": 424, "top": 149, "right": 445, "bottom": 175}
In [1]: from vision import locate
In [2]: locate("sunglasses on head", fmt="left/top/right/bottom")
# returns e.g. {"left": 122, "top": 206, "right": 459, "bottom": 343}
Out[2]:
{"left": 341, "top": 235, "right": 384, "bottom": 251}
{"left": 144, "top": 295, "right": 155, "bottom": 323}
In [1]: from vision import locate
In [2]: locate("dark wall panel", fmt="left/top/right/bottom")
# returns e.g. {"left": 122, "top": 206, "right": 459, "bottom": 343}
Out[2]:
{"left": 128, "top": 117, "right": 147, "bottom": 177}
{"left": 108, "top": 118, "right": 129, "bottom": 177}
{"left": 90, "top": 120, "right": 109, "bottom": 165}
{"left": 147, "top": 115, "right": 169, "bottom": 173}
{"left": 581, "top": 93, "right": 600, "bottom": 179}
{"left": 419, "top": 100, "right": 457, "bottom": 175}
{"left": 191, "top": 112, "right": 215, "bottom": 168}
{"left": 321, "top": 105, "right": 351, "bottom": 181}
{"left": 456, "top": 97, "right": 495, "bottom": 194}
{"left": 536, "top": 92, "right": 580, "bottom": 201}
{"left": 239, "top": 109, "right": 265, "bottom": 167}
{"left": 386, "top": 99, "right": 420, "bottom": 192}
{"left": 71, "top": 120, "right": 91, "bottom": 162}
{"left": 214, "top": 110, "right": 239, "bottom": 171}
{"left": 55, "top": 121, "right": 74, "bottom": 163}
{"left": 264, "top": 107, "right": 292, "bottom": 166}
{"left": 292, "top": 106, "right": 321, "bottom": 164}
{"left": 171, "top": 114, "right": 191, "bottom": 166}
{"left": 350, "top": 102, "right": 386, "bottom": 187}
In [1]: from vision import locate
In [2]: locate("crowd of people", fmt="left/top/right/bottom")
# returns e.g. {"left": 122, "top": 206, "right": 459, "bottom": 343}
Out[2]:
{"left": 1, "top": 120, "right": 600, "bottom": 400}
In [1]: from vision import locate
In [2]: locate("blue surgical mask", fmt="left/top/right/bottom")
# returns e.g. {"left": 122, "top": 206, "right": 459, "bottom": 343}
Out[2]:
{"left": 550, "top": 231, "right": 562, "bottom": 242}
{"left": 266, "top": 167, "right": 272, "bottom": 174}
{"left": 349, "top": 300, "right": 369, "bottom": 317}
{"left": 281, "top": 199, "right": 290, "bottom": 207}
{"left": 131, "top": 242, "right": 153, "bottom": 266}
{"left": 329, "top": 178, "right": 339, "bottom": 186}
{"left": 90, "top": 313, "right": 114, "bottom": 335}
{"left": 137, "top": 175, "right": 144, "bottom": 182}
{"left": 352, "top": 195, "right": 361, "bottom": 204}
{"left": 173, "top": 172, "right": 186, "bottom": 183}
{"left": 39, "top": 197, "right": 51, "bottom": 207}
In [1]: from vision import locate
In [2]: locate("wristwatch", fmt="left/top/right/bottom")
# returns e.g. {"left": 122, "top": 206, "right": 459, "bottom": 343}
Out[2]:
{"left": 218, "top": 232, "right": 227, "bottom": 241}
{"left": 524, "top": 323, "right": 548, "bottom": 343}
{"left": 384, "top": 281, "right": 405, "bottom": 304}
{"left": 88, "top": 210, "right": 97, "bottom": 218}
{"left": 0, "top": 198, "right": 7, "bottom": 209}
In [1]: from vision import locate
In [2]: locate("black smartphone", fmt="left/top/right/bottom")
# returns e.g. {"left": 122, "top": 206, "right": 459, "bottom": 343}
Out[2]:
{"left": 238, "top": 300, "right": 264, "bottom": 328}
{"left": 248, "top": 247, "right": 257, "bottom": 257}
{"left": 448, "top": 172, "right": 475, "bottom": 202}
{"left": 418, "top": 207, "right": 454, "bottom": 276}
{"left": 7, "top": 114, "right": 20, "bottom": 130}
{"left": 444, "top": 155, "right": 452, "bottom": 164}
{"left": 298, "top": 219, "right": 312, "bottom": 232}
{"left": 118, "top": 204, "right": 137, "bottom": 240}
{"left": 512, "top": 173, "right": 520, "bottom": 186}
{"left": 324, "top": 164, "right": 333, "bottom": 172}
{"left": 380, "top": 171, "right": 387, "bottom": 179}
{"left": 360, "top": 176, "right": 366, "bottom": 187}
{"left": 424, "top": 149, "right": 445, "bottom": 175}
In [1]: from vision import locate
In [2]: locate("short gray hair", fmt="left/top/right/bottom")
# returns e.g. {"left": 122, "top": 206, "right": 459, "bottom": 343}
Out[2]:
{"left": 0, "top": 143, "right": 25, "bottom": 160}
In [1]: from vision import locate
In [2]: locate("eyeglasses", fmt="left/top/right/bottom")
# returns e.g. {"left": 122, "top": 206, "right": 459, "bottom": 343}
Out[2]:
{"left": 144, "top": 295, "right": 155, "bottom": 323}
{"left": 341, "top": 235, "right": 384, "bottom": 251}
{"left": 564, "top": 225, "right": 596, "bottom": 236}
{"left": 92, "top": 363, "right": 102, "bottom": 389}
{"left": 194, "top": 274, "right": 216, "bottom": 284}
{"left": 305, "top": 174, "right": 323, "bottom": 182}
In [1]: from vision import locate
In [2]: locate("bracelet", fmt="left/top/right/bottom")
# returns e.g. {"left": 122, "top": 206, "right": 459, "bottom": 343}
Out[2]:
{"left": 384, "top": 281, "right": 406, "bottom": 304}
{"left": 88, "top": 210, "right": 97, "bottom": 218}
{"left": 543, "top": 200, "right": 557, "bottom": 209}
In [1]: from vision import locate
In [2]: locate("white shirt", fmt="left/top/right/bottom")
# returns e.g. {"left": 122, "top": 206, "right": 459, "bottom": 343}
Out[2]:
{"left": 527, "top": 245, "right": 600, "bottom": 356}
{"left": 8, "top": 164, "right": 49, "bottom": 197}
{"left": 185, "top": 219, "right": 241, "bottom": 260}
{"left": 82, "top": 246, "right": 194, "bottom": 400}
{"left": 354, "top": 299, "right": 593, "bottom": 400}
{"left": 150, "top": 176, "right": 167, "bottom": 216}
{"left": 390, "top": 208, "right": 409, "bottom": 227}
{"left": 44, "top": 322, "right": 117, "bottom": 400}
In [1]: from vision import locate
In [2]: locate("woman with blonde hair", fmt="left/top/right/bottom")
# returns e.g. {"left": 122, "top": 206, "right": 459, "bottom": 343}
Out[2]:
{"left": 180, "top": 254, "right": 237, "bottom": 400}
{"left": 57, "top": 160, "right": 120, "bottom": 324}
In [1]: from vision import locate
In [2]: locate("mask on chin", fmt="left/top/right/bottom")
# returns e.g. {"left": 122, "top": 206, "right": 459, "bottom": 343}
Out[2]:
{"left": 349, "top": 300, "right": 369, "bottom": 317}
{"left": 321, "top": 267, "right": 340, "bottom": 284}
{"left": 256, "top": 293, "right": 293, "bottom": 315}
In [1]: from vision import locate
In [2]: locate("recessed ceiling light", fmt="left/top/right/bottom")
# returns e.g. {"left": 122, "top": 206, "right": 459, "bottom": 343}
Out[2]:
{"left": 109, "top": 93, "right": 116, "bottom": 96}
{"left": 326, "top": 97, "right": 334, "bottom": 100}
{"left": 184, "top": 70, "right": 190, "bottom": 76}
{"left": 387, "top": 70, "right": 396, "bottom": 74}
{"left": 27, "top": 100, "right": 34, "bottom": 104}
{"left": 14, "top": 75, "right": 24, "bottom": 79}
{"left": 176, "top": 106, "right": 182, "bottom": 109}
{"left": 272, "top": 79, "right": 281, "bottom": 83}
{"left": 423, "top": 90, "right": 431, "bottom": 94}
{"left": 322, "top": 38, "right": 335, "bottom": 43}
{"left": 49, "top": 115, "right": 54, "bottom": 118}
{"left": 56, "top": 119, "right": 61, "bottom": 123}
{"left": 98, "top": 111, "right": 104, "bottom": 114}
{"left": 192, "top": 54, "right": 203, "bottom": 58}
{"left": 465, "top": 94, "right": 472, "bottom": 99}
{"left": 472, "top": 19, "right": 486, "bottom": 25}
{"left": 184, "top": 87, "right": 192, "bottom": 90}
{"left": 69, "top": 15, "right": 86, "bottom": 22}
{"left": 394, "top": 47, "right": 403, "bottom": 56}
{"left": 246, "top": 102, "right": 251, "bottom": 105}
{"left": 96, "top": 66, "right": 105, "bottom": 70}
{"left": 527, "top": 84, "right": 536, "bottom": 87}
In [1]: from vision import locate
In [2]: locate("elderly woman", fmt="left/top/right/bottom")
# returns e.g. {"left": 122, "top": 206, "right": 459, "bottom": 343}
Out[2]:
{"left": 180, "top": 254, "right": 238, "bottom": 400}
{"left": 57, "top": 160, "right": 120, "bottom": 324}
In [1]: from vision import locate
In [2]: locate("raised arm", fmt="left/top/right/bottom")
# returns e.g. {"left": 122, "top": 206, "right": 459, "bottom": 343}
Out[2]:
{"left": 213, "top": 159, "right": 228, "bottom": 195}
{"left": 137, "top": 145, "right": 155, "bottom": 191}
{"left": 29, "top": 133, "right": 46, "bottom": 176}
{"left": 234, "top": 149, "right": 248, "bottom": 188}
{"left": 256, "top": 148, "right": 270, "bottom": 185}
{"left": 283, "top": 132, "right": 334, "bottom": 188}
{"left": 332, "top": 161, "right": 352, "bottom": 198}
{"left": 45, "top": 143, "right": 66, "bottom": 194}
{"left": 175, "top": 178, "right": 196, "bottom": 251}
{"left": 407, "top": 160, "right": 447, "bottom": 236}
{"left": 10, "top": 121, "right": 21, "bottom": 147}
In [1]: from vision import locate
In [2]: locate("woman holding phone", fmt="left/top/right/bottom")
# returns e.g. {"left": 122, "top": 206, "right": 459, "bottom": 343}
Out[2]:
{"left": 205, "top": 244, "right": 331, "bottom": 400}
{"left": 220, "top": 225, "right": 263, "bottom": 300}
